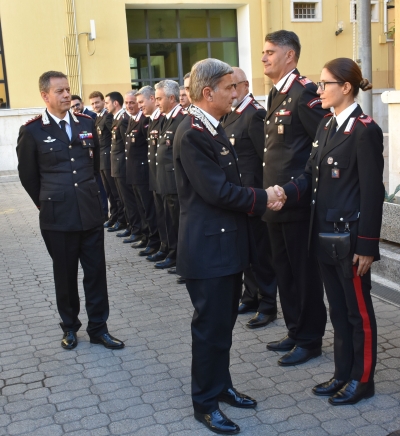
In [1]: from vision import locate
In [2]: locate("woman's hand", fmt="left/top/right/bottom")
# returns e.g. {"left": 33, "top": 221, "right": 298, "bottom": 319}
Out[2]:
{"left": 353, "top": 254, "right": 374, "bottom": 276}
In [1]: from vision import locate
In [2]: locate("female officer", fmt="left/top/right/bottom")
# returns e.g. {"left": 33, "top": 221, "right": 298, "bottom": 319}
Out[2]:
{"left": 282, "top": 58, "right": 384, "bottom": 405}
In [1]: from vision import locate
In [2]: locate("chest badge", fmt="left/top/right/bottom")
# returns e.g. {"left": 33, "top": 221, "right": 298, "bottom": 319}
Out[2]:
{"left": 220, "top": 147, "right": 230, "bottom": 156}
{"left": 312, "top": 140, "right": 319, "bottom": 148}
{"left": 278, "top": 125, "right": 284, "bottom": 135}
{"left": 327, "top": 157, "right": 333, "bottom": 165}
{"left": 43, "top": 136, "right": 56, "bottom": 143}
{"left": 229, "top": 138, "right": 235, "bottom": 146}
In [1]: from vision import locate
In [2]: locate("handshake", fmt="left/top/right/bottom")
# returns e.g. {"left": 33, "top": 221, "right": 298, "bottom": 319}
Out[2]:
{"left": 265, "top": 185, "right": 286, "bottom": 211}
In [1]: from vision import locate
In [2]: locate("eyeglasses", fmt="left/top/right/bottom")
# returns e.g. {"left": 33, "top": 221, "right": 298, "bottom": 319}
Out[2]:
{"left": 70, "top": 103, "right": 81, "bottom": 109}
{"left": 316, "top": 81, "right": 344, "bottom": 91}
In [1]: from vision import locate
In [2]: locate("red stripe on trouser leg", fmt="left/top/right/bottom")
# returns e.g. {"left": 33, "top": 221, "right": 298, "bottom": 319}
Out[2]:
{"left": 352, "top": 266, "right": 373, "bottom": 382}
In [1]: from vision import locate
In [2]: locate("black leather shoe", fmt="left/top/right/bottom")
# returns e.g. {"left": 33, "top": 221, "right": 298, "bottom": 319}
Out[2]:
{"left": 123, "top": 234, "right": 143, "bottom": 244}
{"left": 238, "top": 303, "right": 257, "bottom": 314}
{"left": 104, "top": 219, "right": 116, "bottom": 228}
{"left": 131, "top": 239, "right": 148, "bottom": 249}
{"left": 328, "top": 380, "right": 374, "bottom": 406}
{"left": 107, "top": 221, "right": 127, "bottom": 233}
{"left": 116, "top": 228, "right": 131, "bottom": 237}
{"left": 154, "top": 258, "right": 176, "bottom": 269}
{"left": 278, "top": 346, "right": 322, "bottom": 366}
{"left": 194, "top": 409, "right": 240, "bottom": 435}
{"left": 177, "top": 276, "right": 186, "bottom": 284}
{"left": 61, "top": 331, "right": 77, "bottom": 350}
{"left": 267, "top": 335, "right": 296, "bottom": 351}
{"left": 312, "top": 378, "right": 346, "bottom": 396}
{"left": 90, "top": 333, "right": 125, "bottom": 349}
{"left": 138, "top": 246, "right": 157, "bottom": 257}
{"left": 168, "top": 267, "right": 177, "bottom": 274}
{"left": 246, "top": 312, "right": 277, "bottom": 329}
{"left": 146, "top": 251, "right": 167, "bottom": 262}
{"left": 218, "top": 387, "right": 257, "bottom": 409}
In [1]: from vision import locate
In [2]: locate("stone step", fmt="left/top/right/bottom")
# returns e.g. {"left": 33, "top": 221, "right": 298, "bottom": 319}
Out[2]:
{"left": 371, "top": 240, "right": 400, "bottom": 290}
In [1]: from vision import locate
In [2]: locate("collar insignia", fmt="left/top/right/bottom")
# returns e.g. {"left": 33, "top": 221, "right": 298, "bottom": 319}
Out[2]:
{"left": 188, "top": 105, "right": 217, "bottom": 136}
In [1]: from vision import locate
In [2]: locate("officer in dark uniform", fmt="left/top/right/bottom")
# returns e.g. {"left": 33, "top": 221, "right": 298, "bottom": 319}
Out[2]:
{"left": 221, "top": 67, "right": 278, "bottom": 329}
{"left": 105, "top": 92, "right": 143, "bottom": 241}
{"left": 124, "top": 91, "right": 159, "bottom": 255}
{"left": 136, "top": 86, "right": 169, "bottom": 262}
{"left": 154, "top": 80, "right": 186, "bottom": 270}
{"left": 89, "top": 91, "right": 125, "bottom": 228}
{"left": 283, "top": 58, "right": 384, "bottom": 405}
{"left": 261, "top": 30, "right": 328, "bottom": 366}
{"left": 16, "top": 71, "right": 124, "bottom": 350}
{"left": 174, "top": 58, "right": 283, "bottom": 435}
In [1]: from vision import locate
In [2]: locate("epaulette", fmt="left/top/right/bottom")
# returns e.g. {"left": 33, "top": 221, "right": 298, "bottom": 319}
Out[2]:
{"left": 235, "top": 95, "right": 253, "bottom": 113}
{"left": 70, "top": 110, "right": 80, "bottom": 123}
{"left": 344, "top": 117, "right": 357, "bottom": 134}
{"left": 296, "top": 76, "right": 313, "bottom": 87}
{"left": 251, "top": 101, "right": 265, "bottom": 111}
{"left": 24, "top": 114, "right": 41, "bottom": 126}
{"left": 191, "top": 117, "right": 204, "bottom": 131}
{"left": 357, "top": 114, "right": 374, "bottom": 127}
{"left": 280, "top": 73, "right": 298, "bottom": 94}
{"left": 75, "top": 112, "right": 91, "bottom": 120}
{"left": 307, "top": 97, "right": 322, "bottom": 109}
{"left": 172, "top": 105, "right": 183, "bottom": 118}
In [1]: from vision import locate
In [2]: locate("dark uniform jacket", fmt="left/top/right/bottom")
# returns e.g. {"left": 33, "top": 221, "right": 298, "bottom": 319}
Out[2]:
{"left": 95, "top": 108, "right": 113, "bottom": 170}
{"left": 147, "top": 108, "right": 163, "bottom": 192}
{"left": 110, "top": 109, "right": 129, "bottom": 178}
{"left": 156, "top": 104, "right": 186, "bottom": 196}
{"left": 221, "top": 94, "right": 266, "bottom": 188}
{"left": 174, "top": 106, "right": 268, "bottom": 279}
{"left": 16, "top": 109, "right": 103, "bottom": 232}
{"left": 125, "top": 110, "right": 150, "bottom": 185}
{"left": 284, "top": 105, "right": 384, "bottom": 262}
{"left": 263, "top": 69, "right": 329, "bottom": 222}
{"left": 83, "top": 108, "right": 97, "bottom": 120}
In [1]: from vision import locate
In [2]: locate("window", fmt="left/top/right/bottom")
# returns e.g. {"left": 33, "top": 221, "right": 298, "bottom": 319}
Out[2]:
{"left": 291, "top": 1, "right": 322, "bottom": 22}
{"left": 350, "top": 1, "right": 379, "bottom": 23}
{"left": 0, "top": 23, "right": 9, "bottom": 108}
{"left": 126, "top": 9, "right": 238, "bottom": 88}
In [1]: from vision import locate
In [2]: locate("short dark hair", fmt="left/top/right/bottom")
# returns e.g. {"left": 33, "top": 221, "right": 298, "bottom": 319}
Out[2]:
{"left": 265, "top": 30, "right": 301, "bottom": 61}
{"left": 39, "top": 71, "right": 67, "bottom": 93}
{"left": 71, "top": 95, "right": 82, "bottom": 102}
{"left": 105, "top": 91, "right": 123, "bottom": 107}
{"left": 183, "top": 72, "right": 190, "bottom": 80}
{"left": 89, "top": 91, "right": 104, "bottom": 100}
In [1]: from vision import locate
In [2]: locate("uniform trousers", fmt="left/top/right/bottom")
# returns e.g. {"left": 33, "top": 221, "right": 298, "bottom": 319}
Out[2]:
{"left": 114, "top": 176, "right": 146, "bottom": 236}
{"left": 96, "top": 173, "right": 108, "bottom": 217}
{"left": 241, "top": 216, "right": 277, "bottom": 314}
{"left": 153, "top": 191, "right": 168, "bottom": 253}
{"left": 267, "top": 220, "right": 326, "bottom": 348}
{"left": 186, "top": 273, "right": 242, "bottom": 413}
{"left": 100, "top": 168, "right": 125, "bottom": 224}
{"left": 132, "top": 184, "right": 160, "bottom": 248}
{"left": 319, "top": 262, "right": 377, "bottom": 382}
{"left": 163, "top": 194, "right": 180, "bottom": 261}
{"left": 41, "top": 226, "right": 109, "bottom": 337}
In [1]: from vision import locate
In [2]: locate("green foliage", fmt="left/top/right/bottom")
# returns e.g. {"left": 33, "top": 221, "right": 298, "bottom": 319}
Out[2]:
{"left": 385, "top": 184, "right": 400, "bottom": 203}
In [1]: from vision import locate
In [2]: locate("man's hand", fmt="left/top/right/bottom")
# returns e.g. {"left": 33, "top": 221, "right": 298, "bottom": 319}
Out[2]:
{"left": 353, "top": 254, "right": 374, "bottom": 276}
{"left": 266, "top": 185, "right": 286, "bottom": 211}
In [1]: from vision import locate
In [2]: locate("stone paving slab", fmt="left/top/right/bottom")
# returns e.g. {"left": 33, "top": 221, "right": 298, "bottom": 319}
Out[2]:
{"left": 0, "top": 180, "right": 399, "bottom": 436}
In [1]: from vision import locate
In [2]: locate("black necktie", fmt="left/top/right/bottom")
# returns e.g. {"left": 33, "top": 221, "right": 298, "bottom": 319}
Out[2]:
{"left": 268, "top": 87, "right": 278, "bottom": 110}
{"left": 59, "top": 120, "right": 70, "bottom": 141}
{"left": 328, "top": 117, "right": 338, "bottom": 140}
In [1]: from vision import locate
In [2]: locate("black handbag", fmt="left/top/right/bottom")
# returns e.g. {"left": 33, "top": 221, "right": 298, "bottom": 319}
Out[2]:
{"left": 319, "top": 222, "right": 353, "bottom": 279}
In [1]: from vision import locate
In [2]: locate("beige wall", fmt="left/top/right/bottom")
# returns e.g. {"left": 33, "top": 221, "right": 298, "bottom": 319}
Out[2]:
{"left": 0, "top": 0, "right": 397, "bottom": 109}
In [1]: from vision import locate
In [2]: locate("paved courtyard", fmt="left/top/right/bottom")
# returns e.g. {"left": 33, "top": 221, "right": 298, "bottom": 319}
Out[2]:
{"left": 1, "top": 174, "right": 400, "bottom": 436}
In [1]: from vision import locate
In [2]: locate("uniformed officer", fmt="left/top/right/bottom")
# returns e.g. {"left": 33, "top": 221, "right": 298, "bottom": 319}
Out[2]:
{"left": 136, "top": 86, "right": 169, "bottom": 262}
{"left": 16, "top": 71, "right": 124, "bottom": 350}
{"left": 174, "top": 58, "right": 284, "bottom": 435}
{"left": 221, "top": 67, "right": 278, "bottom": 329}
{"left": 124, "top": 90, "right": 159, "bottom": 255}
{"left": 261, "top": 30, "right": 328, "bottom": 366}
{"left": 153, "top": 80, "right": 186, "bottom": 270}
{"left": 179, "top": 85, "right": 190, "bottom": 109}
{"left": 89, "top": 91, "right": 125, "bottom": 229}
{"left": 105, "top": 92, "right": 143, "bottom": 241}
{"left": 282, "top": 58, "right": 384, "bottom": 405}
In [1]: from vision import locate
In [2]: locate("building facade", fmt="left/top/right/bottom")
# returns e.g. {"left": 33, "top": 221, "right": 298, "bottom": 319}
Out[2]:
{"left": 0, "top": 0, "right": 397, "bottom": 170}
